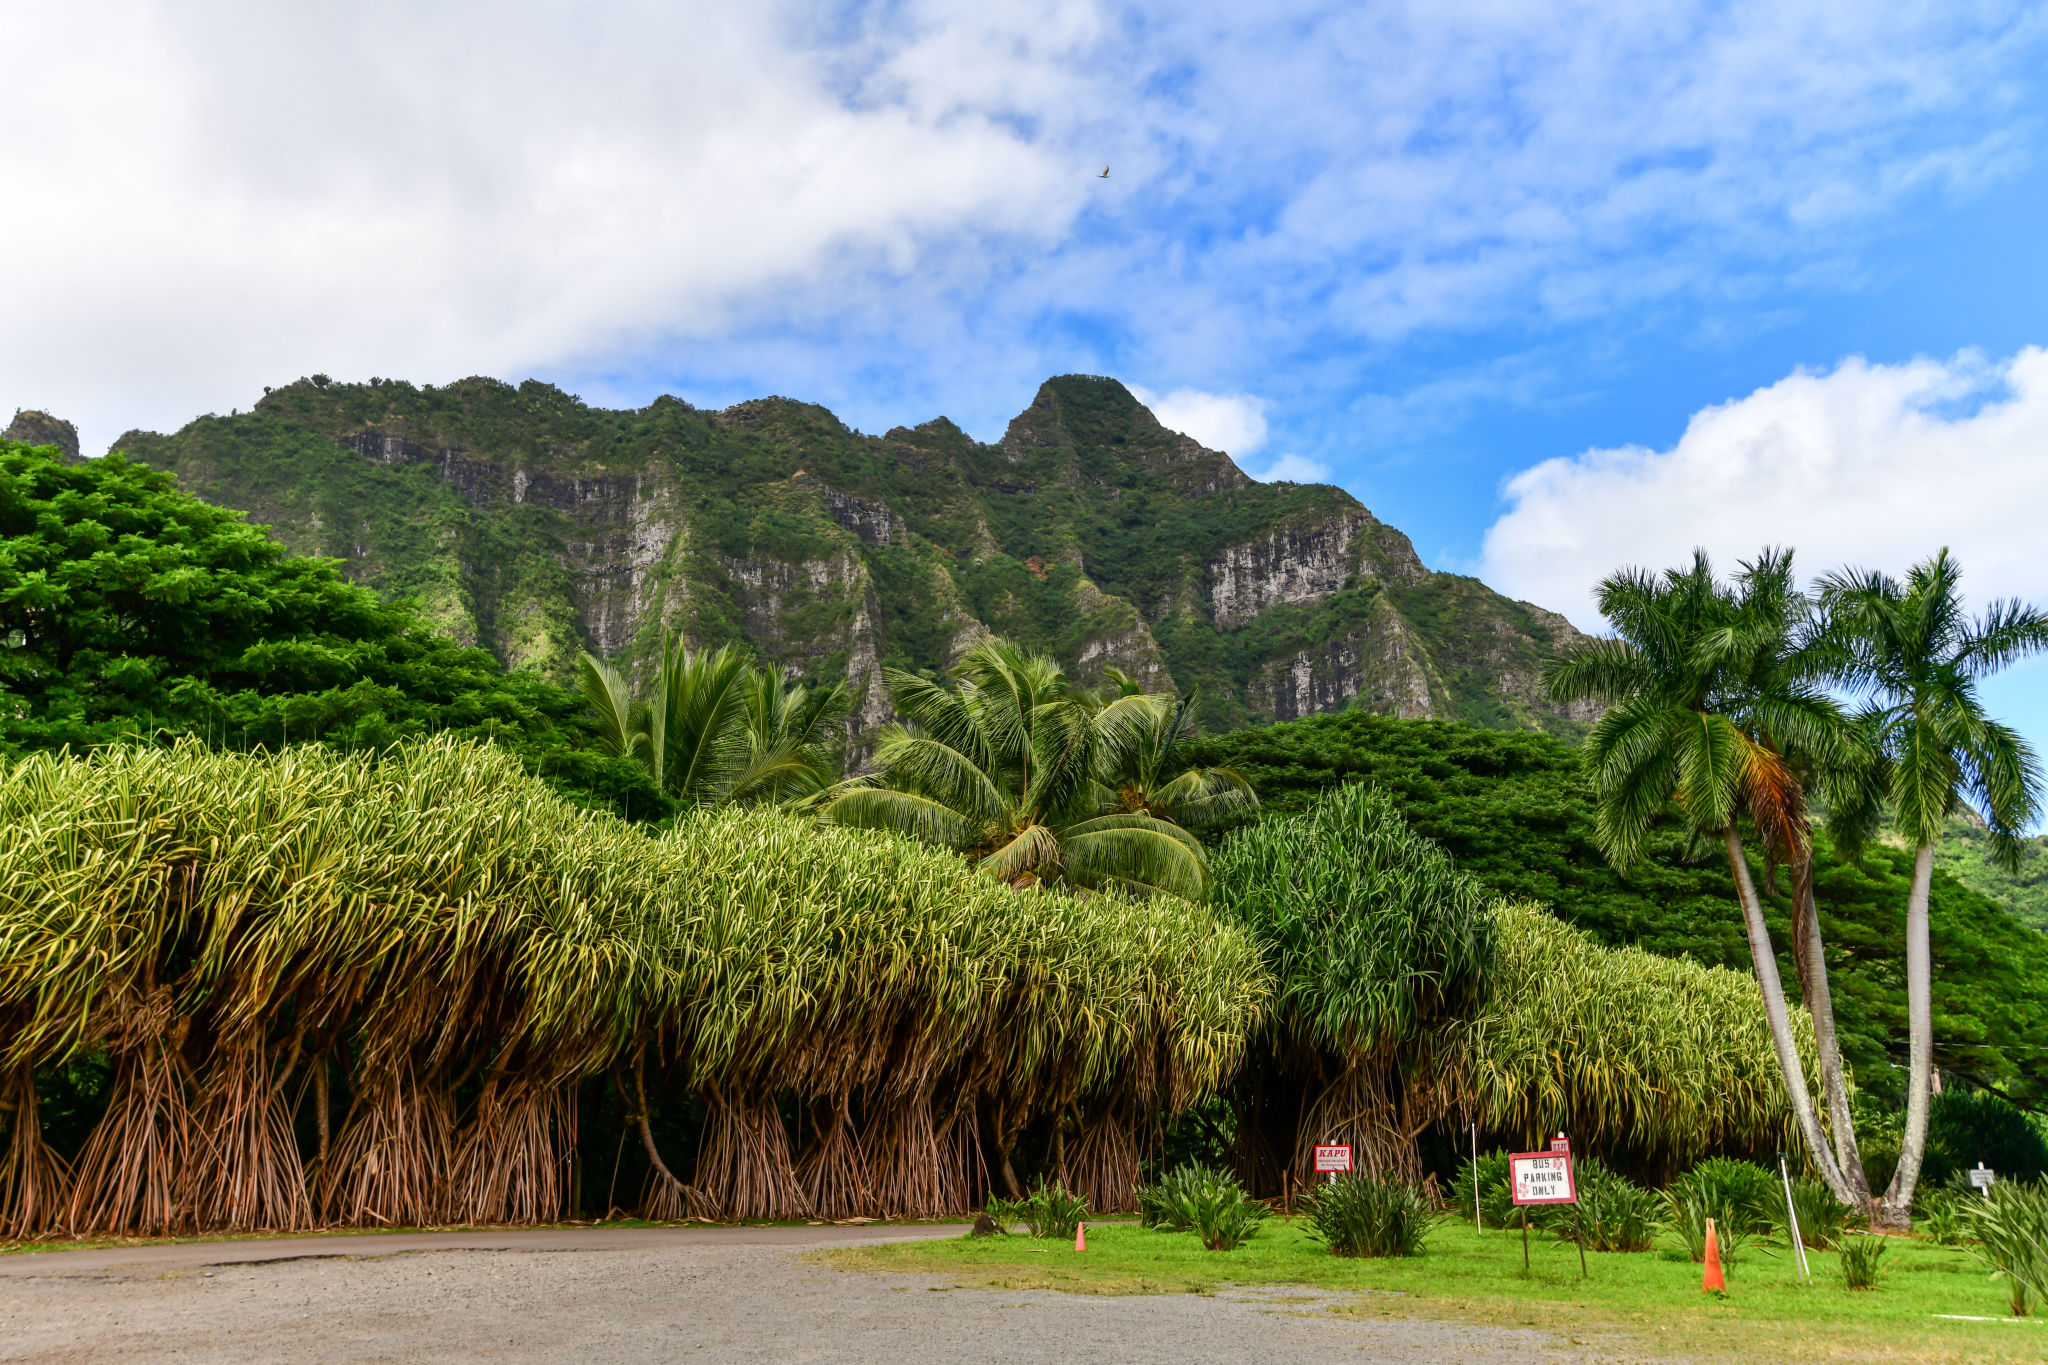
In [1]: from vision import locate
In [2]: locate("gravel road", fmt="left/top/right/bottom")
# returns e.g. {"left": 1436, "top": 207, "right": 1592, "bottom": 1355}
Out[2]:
{"left": 1, "top": 1227, "right": 1613, "bottom": 1364}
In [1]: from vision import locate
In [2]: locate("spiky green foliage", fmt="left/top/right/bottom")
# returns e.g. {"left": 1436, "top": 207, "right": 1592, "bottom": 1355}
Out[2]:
{"left": 1304, "top": 1173, "right": 1435, "bottom": 1258}
{"left": 1209, "top": 783, "right": 1492, "bottom": 1185}
{"left": 1839, "top": 1233, "right": 1889, "bottom": 1291}
{"left": 826, "top": 638, "right": 1224, "bottom": 898}
{"left": 1136, "top": 1163, "right": 1268, "bottom": 1250}
{"left": 1959, "top": 1180, "right": 2048, "bottom": 1315}
{"left": 1452, "top": 1150, "right": 1513, "bottom": 1229}
{"left": 1535, "top": 1156, "right": 1660, "bottom": 1252}
{"left": 0, "top": 737, "right": 1268, "bottom": 1238}
{"left": 987, "top": 1182, "right": 1091, "bottom": 1240}
{"left": 1790, "top": 1176, "right": 1857, "bottom": 1249}
{"left": 1466, "top": 904, "right": 1817, "bottom": 1173}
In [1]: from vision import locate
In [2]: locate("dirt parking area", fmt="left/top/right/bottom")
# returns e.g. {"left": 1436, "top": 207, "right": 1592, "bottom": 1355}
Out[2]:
{"left": 0, "top": 1227, "right": 1607, "bottom": 1364}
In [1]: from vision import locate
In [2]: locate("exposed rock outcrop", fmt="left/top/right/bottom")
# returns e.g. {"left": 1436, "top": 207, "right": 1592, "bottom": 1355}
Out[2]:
{"left": 5, "top": 410, "right": 80, "bottom": 462}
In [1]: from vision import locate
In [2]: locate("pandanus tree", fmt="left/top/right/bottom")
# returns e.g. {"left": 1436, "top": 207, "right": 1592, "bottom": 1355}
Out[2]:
{"left": 824, "top": 639, "right": 1241, "bottom": 899}
{"left": 1544, "top": 550, "right": 1869, "bottom": 1206}
{"left": 576, "top": 637, "right": 848, "bottom": 807}
{"left": 1817, "top": 550, "right": 2048, "bottom": 1226}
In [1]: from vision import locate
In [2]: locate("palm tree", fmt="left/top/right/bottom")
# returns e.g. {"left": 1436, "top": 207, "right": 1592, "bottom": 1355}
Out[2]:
{"left": 1817, "top": 550, "right": 2048, "bottom": 1226}
{"left": 823, "top": 639, "right": 1231, "bottom": 899}
{"left": 576, "top": 637, "right": 847, "bottom": 806}
{"left": 1088, "top": 670, "right": 1257, "bottom": 830}
{"left": 1544, "top": 550, "right": 1865, "bottom": 1203}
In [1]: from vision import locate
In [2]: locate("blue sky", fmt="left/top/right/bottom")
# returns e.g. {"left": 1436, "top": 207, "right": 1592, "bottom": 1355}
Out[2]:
{"left": 7, "top": 0, "right": 2048, "bottom": 765}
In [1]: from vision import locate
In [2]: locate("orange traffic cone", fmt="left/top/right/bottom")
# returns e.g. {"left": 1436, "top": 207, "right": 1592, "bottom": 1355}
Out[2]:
{"left": 1075, "top": 1221, "right": 1087, "bottom": 1252}
{"left": 1702, "top": 1217, "right": 1726, "bottom": 1292}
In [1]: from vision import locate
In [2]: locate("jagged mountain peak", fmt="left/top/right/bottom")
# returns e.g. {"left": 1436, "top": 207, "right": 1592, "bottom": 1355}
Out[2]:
{"left": 118, "top": 374, "right": 1594, "bottom": 742}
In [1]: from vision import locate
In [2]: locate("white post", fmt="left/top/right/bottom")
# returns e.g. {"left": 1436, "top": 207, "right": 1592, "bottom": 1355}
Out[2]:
{"left": 1778, "top": 1153, "right": 1810, "bottom": 1281}
{"left": 1471, "top": 1121, "right": 1481, "bottom": 1234}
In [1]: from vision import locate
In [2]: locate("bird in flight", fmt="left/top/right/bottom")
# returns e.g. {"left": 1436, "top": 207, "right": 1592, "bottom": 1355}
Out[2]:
{"left": 1099, "top": 166, "right": 1109, "bottom": 178}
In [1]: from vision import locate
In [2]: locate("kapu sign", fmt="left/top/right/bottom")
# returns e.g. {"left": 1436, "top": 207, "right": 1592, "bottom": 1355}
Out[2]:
{"left": 1314, "top": 1144, "right": 1353, "bottom": 1173}
{"left": 1509, "top": 1152, "right": 1577, "bottom": 1205}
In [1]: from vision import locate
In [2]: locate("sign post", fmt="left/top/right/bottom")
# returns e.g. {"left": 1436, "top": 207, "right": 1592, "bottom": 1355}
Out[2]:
{"left": 1970, "top": 1163, "right": 1997, "bottom": 1198}
{"left": 1471, "top": 1122, "right": 1482, "bottom": 1234}
{"left": 1314, "top": 1143, "right": 1353, "bottom": 1187}
{"left": 1510, "top": 1139, "right": 1584, "bottom": 1279}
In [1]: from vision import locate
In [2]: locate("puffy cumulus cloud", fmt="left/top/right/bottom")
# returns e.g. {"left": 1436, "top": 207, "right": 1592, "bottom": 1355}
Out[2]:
{"left": 2, "top": 1, "right": 2041, "bottom": 453}
{"left": 1127, "top": 385, "right": 1268, "bottom": 455}
{"left": 1479, "top": 348, "right": 2048, "bottom": 629}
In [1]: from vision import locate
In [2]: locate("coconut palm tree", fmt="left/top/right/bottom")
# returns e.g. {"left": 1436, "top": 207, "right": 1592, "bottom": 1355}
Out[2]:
{"left": 1089, "top": 672, "right": 1257, "bottom": 831}
{"left": 1817, "top": 550, "right": 2048, "bottom": 1225}
{"left": 823, "top": 638, "right": 1218, "bottom": 898}
{"left": 575, "top": 637, "right": 846, "bottom": 806}
{"left": 1543, "top": 550, "right": 1864, "bottom": 1203}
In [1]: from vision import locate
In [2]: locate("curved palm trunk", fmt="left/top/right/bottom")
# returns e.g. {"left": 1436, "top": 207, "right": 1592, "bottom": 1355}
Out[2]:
{"left": 1790, "top": 859, "right": 1871, "bottom": 1211}
{"left": 1880, "top": 843, "right": 1936, "bottom": 1228}
{"left": 1723, "top": 827, "right": 1844, "bottom": 1197}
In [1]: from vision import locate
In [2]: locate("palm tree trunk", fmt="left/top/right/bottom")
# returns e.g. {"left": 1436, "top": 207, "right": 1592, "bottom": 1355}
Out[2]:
{"left": 1722, "top": 827, "right": 1842, "bottom": 1194}
{"left": 1879, "top": 842, "right": 1936, "bottom": 1229}
{"left": 1791, "top": 857, "right": 1871, "bottom": 1211}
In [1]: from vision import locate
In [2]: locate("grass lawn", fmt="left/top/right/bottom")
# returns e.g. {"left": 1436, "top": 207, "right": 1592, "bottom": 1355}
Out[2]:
{"left": 823, "top": 1217, "right": 2046, "bottom": 1364}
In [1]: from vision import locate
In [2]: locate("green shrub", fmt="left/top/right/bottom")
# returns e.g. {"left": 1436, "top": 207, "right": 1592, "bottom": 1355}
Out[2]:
{"left": 1139, "top": 1163, "right": 1268, "bottom": 1250}
{"left": 1450, "top": 1150, "right": 1512, "bottom": 1228}
{"left": 1928, "top": 1090, "right": 2048, "bottom": 1188}
{"left": 1839, "top": 1234, "right": 1887, "bottom": 1291}
{"left": 1787, "top": 1176, "right": 1856, "bottom": 1250}
{"left": 1916, "top": 1189, "right": 1975, "bottom": 1249}
{"left": 1305, "top": 1173, "right": 1435, "bottom": 1258}
{"left": 987, "top": 1182, "right": 1090, "bottom": 1240}
{"left": 1663, "top": 1159, "right": 1776, "bottom": 1266}
{"left": 1959, "top": 1179, "right": 2048, "bottom": 1317}
{"left": 1539, "top": 1157, "right": 1658, "bottom": 1252}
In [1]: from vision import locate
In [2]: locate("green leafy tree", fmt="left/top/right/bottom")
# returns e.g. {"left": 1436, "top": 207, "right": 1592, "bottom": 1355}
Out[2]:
{"left": 1818, "top": 550, "right": 2048, "bottom": 1225}
{"left": 1543, "top": 551, "right": 1864, "bottom": 1205}
{"left": 0, "top": 440, "right": 657, "bottom": 816}
{"left": 824, "top": 638, "right": 1217, "bottom": 898}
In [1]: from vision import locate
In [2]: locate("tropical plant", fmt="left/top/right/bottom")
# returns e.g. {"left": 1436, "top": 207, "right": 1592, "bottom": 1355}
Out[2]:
{"left": 1917, "top": 1189, "right": 1974, "bottom": 1249}
{"left": 1788, "top": 1176, "right": 1857, "bottom": 1250}
{"left": 1538, "top": 1157, "right": 1658, "bottom": 1252}
{"left": 0, "top": 737, "right": 1270, "bottom": 1239}
{"left": 1465, "top": 904, "right": 1818, "bottom": 1174}
{"left": 1305, "top": 1173, "right": 1435, "bottom": 1258}
{"left": 1137, "top": 1163, "right": 1268, "bottom": 1250}
{"left": 1819, "top": 551, "right": 2048, "bottom": 1225}
{"left": 578, "top": 638, "right": 848, "bottom": 806}
{"left": 1959, "top": 1179, "right": 2048, "bottom": 1316}
{"left": 1663, "top": 1159, "right": 1775, "bottom": 1264}
{"left": 1838, "top": 1233, "right": 1888, "bottom": 1291}
{"left": 1210, "top": 783, "right": 1492, "bottom": 1190}
{"left": 824, "top": 638, "right": 1228, "bottom": 898}
{"left": 1543, "top": 550, "right": 1868, "bottom": 1209}
{"left": 1088, "top": 670, "right": 1257, "bottom": 830}
{"left": 1451, "top": 1151, "right": 1513, "bottom": 1229}
{"left": 987, "top": 1182, "right": 1091, "bottom": 1240}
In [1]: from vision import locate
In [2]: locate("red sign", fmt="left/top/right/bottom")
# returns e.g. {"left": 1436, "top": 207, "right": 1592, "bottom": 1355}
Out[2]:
{"left": 1509, "top": 1151, "right": 1577, "bottom": 1205}
{"left": 1314, "top": 1144, "right": 1353, "bottom": 1173}
{"left": 1550, "top": 1136, "right": 1571, "bottom": 1153}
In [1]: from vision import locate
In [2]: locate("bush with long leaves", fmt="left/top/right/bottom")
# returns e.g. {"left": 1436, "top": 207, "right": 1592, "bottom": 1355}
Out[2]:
{"left": 1305, "top": 1173, "right": 1435, "bottom": 1258}
{"left": 0, "top": 737, "right": 1268, "bottom": 1239}
{"left": 1136, "top": 1163, "right": 1267, "bottom": 1250}
{"left": 1959, "top": 1179, "right": 2048, "bottom": 1316}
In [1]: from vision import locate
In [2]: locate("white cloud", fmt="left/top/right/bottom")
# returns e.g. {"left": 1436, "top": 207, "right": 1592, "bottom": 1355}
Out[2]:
{"left": 0, "top": 2, "right": 2040, "bottom": 452}
{"left": 1480, "top": 348, "right": 2048, "bottom": 627}
{"left": 1127, "top": 385, "right": 1269, "bottom": 456}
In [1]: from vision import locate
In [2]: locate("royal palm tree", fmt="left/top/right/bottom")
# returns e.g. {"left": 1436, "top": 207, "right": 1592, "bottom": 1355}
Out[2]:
{"left": 576, "top": 637, "right": 846, "bottom": 806}
{"left": 823, "top": 639, "right": 1225, "bottom": 899}
{"left": 1544, "top": 550, "right": 1865, "bottom": 1203}
{"left": 1818, "top": 550, "right": 2048, "bottom": 1225}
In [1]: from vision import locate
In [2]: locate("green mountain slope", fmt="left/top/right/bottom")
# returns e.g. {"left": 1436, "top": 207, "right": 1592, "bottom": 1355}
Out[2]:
{"left": 116, "top": 373, "right": 1594, "bottom": 744}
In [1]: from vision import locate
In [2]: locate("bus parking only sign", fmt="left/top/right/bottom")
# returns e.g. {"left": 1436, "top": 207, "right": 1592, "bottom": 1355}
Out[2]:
{"left": 1509, "top": 1151, "right": 1577, "bottom": 1205}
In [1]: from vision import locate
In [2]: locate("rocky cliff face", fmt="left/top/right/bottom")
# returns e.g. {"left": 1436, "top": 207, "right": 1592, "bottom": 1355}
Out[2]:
{"left": 114, "top": 373, "right": 1593, "bottom": 744}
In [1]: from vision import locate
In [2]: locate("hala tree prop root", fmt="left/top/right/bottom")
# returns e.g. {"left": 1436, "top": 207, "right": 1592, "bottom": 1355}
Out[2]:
{"left": 322, "top": 1061, "right": 455, "bottom": 1228}
{"left": 797, "top": 1092, "right": 874, "bottom": 1221}
{"left": 695, "top": 1083, "right": 808, "bottom": 1221}
{"left": 1293, "top": 1060, "right": 1424, "bottom": 1187}
{"left": 1065, "top": 1102, "right": 1140, "bottom": 1214}
{"left": 451, "top": 1078, "right": 577, "bottom": 1225}
{"left": 862, "top": 1088, "right": 948, "bottom": 1219}
{"left": 0, "top": 1066, "right": 73, "bottom": 1239}
{"left": 935, "top": 1094, "right": 986, "bottom": 1215}
{"left": 65, "top": 1022, "right": 198, "bottom": 1237}
{"left": 192, "top": 1031, "right": 313, "bottom": 1232}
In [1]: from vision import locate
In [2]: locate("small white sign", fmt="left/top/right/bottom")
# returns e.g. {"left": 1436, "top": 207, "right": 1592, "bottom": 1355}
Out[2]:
{"left": 1314, "top": 1144, "right": 1353, "bottom": 1173}
{"left": 1970, "top": 1165, "right": 1997, "bottom": 1190}
{"left": 1510, "top": 1152, "right": 1577, "bottom": 1205}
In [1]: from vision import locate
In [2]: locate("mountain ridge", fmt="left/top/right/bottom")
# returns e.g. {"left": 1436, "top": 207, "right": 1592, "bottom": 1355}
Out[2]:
{"left": 109, "top": 372, "right": 1595, "bottom": 745}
